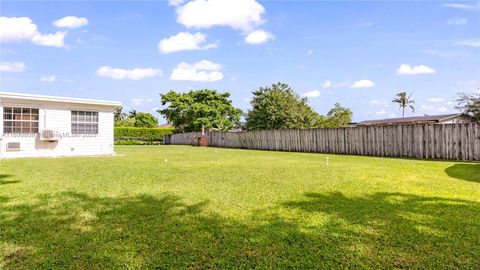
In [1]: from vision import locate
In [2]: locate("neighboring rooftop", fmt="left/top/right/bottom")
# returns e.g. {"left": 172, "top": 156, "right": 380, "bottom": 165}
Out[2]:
{"left": 357, "top": 113, "right": 476, "bottom": 126}
{"left": 158, "top": 123, "right": 173, "bottom": 128}
{"left": 0, "top": 91, "right": 122, "bottom": 107}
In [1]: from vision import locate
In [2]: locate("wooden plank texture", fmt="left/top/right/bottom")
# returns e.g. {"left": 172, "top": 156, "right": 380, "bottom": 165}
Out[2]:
{"left": 166, "top": 123, "right": 480, "bottom": 161}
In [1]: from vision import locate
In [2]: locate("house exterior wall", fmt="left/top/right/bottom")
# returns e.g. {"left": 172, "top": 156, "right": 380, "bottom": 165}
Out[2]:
{"left": 439, "top": 115, "right": 476, "bottom": 124}
{"left": 0, "top": 97, "right": 116, "bottom": 159}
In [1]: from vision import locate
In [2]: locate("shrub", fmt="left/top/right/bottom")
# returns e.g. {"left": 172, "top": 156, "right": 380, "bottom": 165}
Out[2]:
{"left": 115, "top": 118, "right": 136, "bottom": 127}
{"left": 114, "top": 127, "right": 173, "bottom": 144}
{"left": 114, "top": 140, "right": 163, "bottom": 145}
{"left": 134, "top": 113, "right": 158, "bottom": 128}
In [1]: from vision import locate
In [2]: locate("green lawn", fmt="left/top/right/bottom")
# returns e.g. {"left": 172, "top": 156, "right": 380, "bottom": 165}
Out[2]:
{"left": 1, "top": 146, "right": 479, "bottom": 269}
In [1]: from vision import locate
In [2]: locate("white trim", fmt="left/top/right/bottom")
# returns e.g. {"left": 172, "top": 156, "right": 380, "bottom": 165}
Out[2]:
{"left": 0, "top": 91, "right": 121, "bottom": 108}
{"left": 438, "top": 114, "right": 465, "bottom": 121}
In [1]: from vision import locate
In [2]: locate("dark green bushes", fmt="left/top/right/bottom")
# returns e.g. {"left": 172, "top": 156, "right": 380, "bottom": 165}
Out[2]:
{"left": 114, "top": 127, "right": 173, "bottom": 145}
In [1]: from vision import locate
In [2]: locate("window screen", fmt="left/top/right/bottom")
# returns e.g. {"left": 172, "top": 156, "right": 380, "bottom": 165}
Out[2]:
{"left": 3, "top": 107, "right": 39, "bottom": 134}
{"left": 71, "top": 111, "right": 99, "bottom": 134}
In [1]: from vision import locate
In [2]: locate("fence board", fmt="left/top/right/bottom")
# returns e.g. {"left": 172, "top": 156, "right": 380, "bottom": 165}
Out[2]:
{"left": 165, "top": 123, "right": 480, "bottom": 161}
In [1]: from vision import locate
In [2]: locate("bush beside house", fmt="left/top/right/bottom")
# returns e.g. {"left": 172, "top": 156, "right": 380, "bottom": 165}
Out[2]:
{"left": 114, "top": 127, "right": 173, "bottom": 145}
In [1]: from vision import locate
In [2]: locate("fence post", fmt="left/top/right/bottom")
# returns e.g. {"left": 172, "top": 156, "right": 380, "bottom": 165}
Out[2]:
{"left": 167, "top": 123, "right": 478, "bottom": 161}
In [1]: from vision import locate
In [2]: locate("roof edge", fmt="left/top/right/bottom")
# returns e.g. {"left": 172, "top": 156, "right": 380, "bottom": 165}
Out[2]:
{"left": 0, "top": 91, "right": 122, "bottom": 107}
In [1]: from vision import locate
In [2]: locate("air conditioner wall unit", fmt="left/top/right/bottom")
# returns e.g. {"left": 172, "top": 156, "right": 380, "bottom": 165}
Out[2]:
{"left": 40, "top": 130, "right": 60, "bottom": 141}
{"left": 6, "top": 142, "right": 21, "bottom": 151}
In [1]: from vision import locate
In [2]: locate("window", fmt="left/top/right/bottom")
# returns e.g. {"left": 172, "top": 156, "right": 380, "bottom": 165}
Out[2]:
{"left": 3, "top": 107, "right": 39, "bottom": 134}
{"left": 71, "top": 111, "right": 99, "bottom": 135}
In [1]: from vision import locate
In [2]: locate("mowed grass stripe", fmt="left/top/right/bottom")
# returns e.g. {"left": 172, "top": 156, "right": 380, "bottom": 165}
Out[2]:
{"left": 1, "top": 146, "right": 479, "bottom": 269}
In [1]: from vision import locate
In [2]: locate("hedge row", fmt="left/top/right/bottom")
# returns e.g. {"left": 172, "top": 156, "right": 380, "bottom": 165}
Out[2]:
{"left": 114, "top": 127, "right": 173, "bottom": 143}
{"left": 114, "top": 140, "right": 163, "bottom": 146}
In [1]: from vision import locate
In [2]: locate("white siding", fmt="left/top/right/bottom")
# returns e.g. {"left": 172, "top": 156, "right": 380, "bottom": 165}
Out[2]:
{"left": 439, "top": 116, "right": 476, "bottom": 124}
{"left": 0, "top": 97, "right": 116, "bottom": 158}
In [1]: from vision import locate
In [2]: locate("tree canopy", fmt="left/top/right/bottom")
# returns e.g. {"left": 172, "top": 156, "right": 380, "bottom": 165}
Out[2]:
{"left": 159, "top": 89, "right": 242, "bottom": 132}
{"left": 392, "top": 92, "right": 414, "bottom": 118}
{"left": 114, "top": 106, "right": 127, "bottom": 122}
{"left": 456, "top": 91, "right": 480, "bottom": 119}
{"left": 244, "top": 82, "right": 324, "bottom": 130}
{"left": 134, "top": 112, "right": 159, "bottom": 128}
{"left": 322, "top": 103, "right": 353, "bottom": 128}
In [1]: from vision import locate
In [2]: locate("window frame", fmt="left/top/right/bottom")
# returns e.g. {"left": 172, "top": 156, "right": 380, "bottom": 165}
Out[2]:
{"left": 3, "top": 107, "right": 40, "bottom": 134}
{"left": 71, "top": 110, "right": 99, "bottom": 135}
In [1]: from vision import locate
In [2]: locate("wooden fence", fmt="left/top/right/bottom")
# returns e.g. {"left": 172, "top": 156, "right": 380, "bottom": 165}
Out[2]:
{"left": 164, "top": 123, "right": 480, "bottom": 161}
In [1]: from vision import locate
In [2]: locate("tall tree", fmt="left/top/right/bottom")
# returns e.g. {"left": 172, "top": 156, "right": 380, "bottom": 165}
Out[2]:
{"left": 128, "top": 109, "right": 138, "bottom": 118}
{"left": 323, "top": 103, "right": 353, "bottom": 128}
{"left": 393, "top": 92, "right": 415, "bottom": 117}
{"left": 159, "top": 89, "right": 242, "bottom": 132}
{"left": 134, "top": 112, "right": 159, "bottom": 128}
{"left": 245, "top": 82, "right": 324, "bottom": 130}
{"left": 114, "top": 106, "right": 127, "bottom": 122}
{"left": 456, "top": 91, "right": 480, "bottom": 118}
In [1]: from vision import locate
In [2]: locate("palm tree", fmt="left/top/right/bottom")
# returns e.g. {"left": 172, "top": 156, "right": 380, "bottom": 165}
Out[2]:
{"left": 393, "top": 91, "right": 415, "bottom": 118}
{"left": 128, "top": 109, "right": 138, "bottom": 119}
{"left": 114, "top": 107, "right": 127, "bottom": 121}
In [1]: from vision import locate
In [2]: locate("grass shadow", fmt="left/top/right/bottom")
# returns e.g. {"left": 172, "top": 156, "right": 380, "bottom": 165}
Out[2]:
{"left": 283, "top": 192, "right": 480, "bottom": 268}
{"left": 0, "top": 175, "right": 20, "bottom": 185}
{"left": 444, "top": 163, "right": 480, "bottom": 183}
{"left": 1, "top": 191, "right": 479, "bottom": 269}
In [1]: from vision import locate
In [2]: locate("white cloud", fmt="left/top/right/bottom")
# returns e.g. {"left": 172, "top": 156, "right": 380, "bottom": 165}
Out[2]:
{"left": 320, "top": 80, "right": 374, "bottom": 89}
{"left": 427, "top": 97, "right": 445, "bottom": 102}
{"left": 0, "top": 17, "right": 37, "bottom": 42}
{"left": 169, "top": 0, "right": 185, "bottom": 6}
{"left": 442, "top": 3, "right": 480, "bottom": 12}
{"left": 0, "top": 61, "right": 25, "bottom": 72}
{"left": 321, "top": 80, "right": 349, "bottom": 89}
{"left": 0, "top": 17, "right": 66, "bottom": 48}
{"left": 40, "top": 75, "right": 56, "bottom": 82}
{"left": 31, "top": 31, "right": 67, "bottom": 47}
{"left": 350, "top": 79, "right": 375, "bottom": 88}
{"left": 192, "top": 59, "right": 221, "bottom": 70}
{"left": 131, "top": 98, "right": 143, "bottom": 106}
{"left": 170, "top": 60, "right": 223, "bottom": 82}
{"left": 369, "top": 99, "right": 388, "bottom": 106}
{"left": 321, "top": 81, "right": 333, "bottom": 88}
{"left": 96, "top": 66, "right": 162, "bottom": 80}
{"left": 447, "top": 101, "right": 457, "bottom": 107}
{"left": 446, "top": 18, "right": 467, "bottom": 25}
{"left": 396, "top": 64, "right": 436, "bottom": 75}
{"left": 131, "top": 98, "right": 154, "bottom": 106}
{"left": 158, "top": 32, "right": 217, "bottom": 53}
{"left": 301, "top": 90, "right": 320, "bottom": 98}
{"left": 175, "top": 0, "right": 265, "bottom": 32}
{"left": 53, "top": 16, "right": 88, "bottom": 28}
{"left": 421, "top": 105, "right": 434, "bottom": 110}
{"left": 307, "top": 49, "right": 313, "bottom": 56}
{"left": 456, "top": 39, "right": 480, "bottom": 47}
{"left": 375, "top": 109, "right": 386, "bottom": 115}
{"left": 422, "top": 50, "right": 465, "bottom": 58}
{"left": 245, "top": 29, "right": 274, "bottom": 44}
{"left": 421, "top": 105, "right": 448, "bottom": 113}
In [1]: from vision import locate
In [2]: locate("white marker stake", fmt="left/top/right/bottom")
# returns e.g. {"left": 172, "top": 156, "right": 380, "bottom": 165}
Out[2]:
{"left": 326, "top": 157, "right": 330, "bottom": 165}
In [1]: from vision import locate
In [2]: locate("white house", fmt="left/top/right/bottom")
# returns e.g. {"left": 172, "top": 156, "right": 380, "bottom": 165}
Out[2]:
{"left": 0, "top": 91, "right": 121, "bottom": 159}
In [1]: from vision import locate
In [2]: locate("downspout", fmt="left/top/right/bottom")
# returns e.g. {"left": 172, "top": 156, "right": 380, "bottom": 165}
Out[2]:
{"left": 42, "top": 107, "right": 47, "bottom": 132}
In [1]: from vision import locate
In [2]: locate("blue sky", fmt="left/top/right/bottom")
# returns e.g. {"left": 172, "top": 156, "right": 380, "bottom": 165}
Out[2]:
{"left": 1, "top": 0, "right": 479, "bottom": 123}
